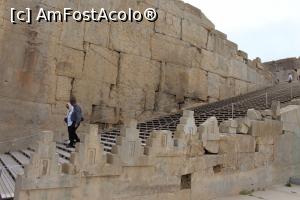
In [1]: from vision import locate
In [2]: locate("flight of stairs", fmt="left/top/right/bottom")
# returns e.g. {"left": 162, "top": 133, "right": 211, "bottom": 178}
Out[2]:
{"left": 0, "top": 82, "right": 300, "bottom": 199}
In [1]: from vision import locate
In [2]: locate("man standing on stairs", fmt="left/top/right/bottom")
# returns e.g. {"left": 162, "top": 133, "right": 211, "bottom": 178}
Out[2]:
{"left": 66, "top": 96, "right": 83, "bottom": 148}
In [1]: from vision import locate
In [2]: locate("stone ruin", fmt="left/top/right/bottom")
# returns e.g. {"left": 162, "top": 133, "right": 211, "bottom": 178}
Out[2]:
{"left": 12, "top": 104, "right": 300, "bottom": 200}
{"left": 0, "top": 0, "right": 274, "bottom": 152}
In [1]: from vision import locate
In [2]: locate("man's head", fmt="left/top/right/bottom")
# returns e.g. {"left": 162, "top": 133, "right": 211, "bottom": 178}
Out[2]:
{"left": 70, "top": 96, "right": 77, "bottom": 106}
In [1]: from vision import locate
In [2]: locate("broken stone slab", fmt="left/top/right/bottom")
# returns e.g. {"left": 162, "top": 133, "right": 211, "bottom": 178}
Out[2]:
{"left": 247, "top": 109, "right": 262, "bottom": 120}
{"left": 199, "top": 117, "right": 220, "bottom": 154}
{"left": 175, "top": 110, "right": 197, "bottom": 136}
{"left": 236, "top": 117, "right": 251, "bottom": 134}
{"left": 271, "top": 101, "right": 281, "bottom": 119}
{"left": 219, "top": 119, "right": 238, "bottom": 134}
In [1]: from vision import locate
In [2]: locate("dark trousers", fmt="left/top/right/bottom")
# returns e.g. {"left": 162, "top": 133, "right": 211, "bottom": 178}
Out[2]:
{"left": 68, "top": 122, "right": 80, "bottom": 145}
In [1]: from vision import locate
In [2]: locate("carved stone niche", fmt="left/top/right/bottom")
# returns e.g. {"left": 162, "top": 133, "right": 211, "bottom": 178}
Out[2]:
{"left": 15, "top": 131, "right": 79, "bottom": 197}
{"left": 110, "top": 119, "right": 147, "bottom": 166}
{"left": 65, "top": 124, "right": 121, "bottom": 177}
{"left": 144, "top": 130, "right": 174, "bottom": 156}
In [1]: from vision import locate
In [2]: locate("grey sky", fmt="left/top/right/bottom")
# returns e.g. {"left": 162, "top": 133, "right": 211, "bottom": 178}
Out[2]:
{"left": 184, "top": 0, "right": 300, "bottom": 62}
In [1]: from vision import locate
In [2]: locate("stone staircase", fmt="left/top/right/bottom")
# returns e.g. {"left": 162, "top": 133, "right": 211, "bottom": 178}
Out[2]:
{"left": 100, "top": 82, "right": 300, "bottom": 152}
{"left": 1, "top": 82, "right": 300, "bottom": 199}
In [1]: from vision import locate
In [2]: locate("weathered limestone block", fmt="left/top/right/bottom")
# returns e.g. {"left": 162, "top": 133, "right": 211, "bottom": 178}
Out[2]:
{"left": 60, "top": 21, "right": 85, "bottom": 50}
{"left": 237, "top": 153, "right": 255, "bottom": 171}
{"left": 193, "top": 49, "right": 229, "bottom": 77}
{"left": 207, "top": 72, "right": 220, "bottom": 99}
{"left": 228, "top": 59, "right": 248, "bottom": 81}
{"left": 206, "top": 29, "right": 227, "bottom": 52}
{"left": 151, "top": 33, "right": 198, "bottom": 66}
{"left": 161, "top": 63, "right": 208, "bottom": 100}
{"left": 219, "top": 119, "right": 238, "bottom": 134}
{"left": 158, "top": 0, "right": 185, "bottom": 16}
{"left": 213, "top": 37, "right": 238, "bottom": 58}
{"left": 111, "top": 120, "right": 145, "bottom": 166}
{"left": 55, "top": 45, "right": 85, "bottom": 78}
{"left": 117, "top": 84, "right": 146, "bottom": 119}
{"left": 247, "top": 109, "right": 262, "bottom": 120}
{"left": 161, "top": 63, "right": 187, "bottom": 97}
{"left": 183, "top": 3, "right": 215, "bottom": 30}
{"left": 250, "top": 119, "right": 283, "bottom": 137}
{"left": 182, "top": 18, "right": 208, "bottom": 49}
{"left": 144, "top": 130, "right": 174, "bottom": 156}
{"left": 155, "top": 9, "right": 181, "bottom": 38}
{"left": 219, "top": 76, "right": 228, "bottom": 100}
{"left": 247, "top": 67, "right": 257, "bottom": 83}
{"left": 237, "top": 50, "right": 248, "bottom": 60}
{"left": 280, "top": 105, "right": 300, "bottom": 133}
{"left": 83, "top": 44, "right": 119, "bottom": 85}
{"left": 119, "top": 53, "right": 161, "bottom": 90}
{"left": 219, "top": 134, "right": 255, "bottom": 153}
{"left": 55, "top": 76, "right": 72, "bottom": 101}
{"left": 90, "top": 105, "right": 119, "bottom": 124}
{"left": 199, "top": 117, "right": 220, "bottom": 154}
{"left": 155, "top": 92, "right": 178, "bottom": 113}
{"left": 235, "top": 135, "right": 256, "bottom": 153}
{"left": 186, "top": 67, "right": 208, "bottom": 100}
{"left": 236, "top": 117, "right": 251, "bottom": 134}
{"left": 110, "top": 21, "right": 153, "bottom": 58}
{"left": 84, "top": 22, "right": 110, "bottom": 47}
{"left": 234, "top": 79, "right": 248, "bottom": 95}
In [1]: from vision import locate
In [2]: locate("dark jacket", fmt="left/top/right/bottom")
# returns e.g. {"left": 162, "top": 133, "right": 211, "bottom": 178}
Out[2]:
{"left": 71, "top": 104, "right": 83, "bottom": 124}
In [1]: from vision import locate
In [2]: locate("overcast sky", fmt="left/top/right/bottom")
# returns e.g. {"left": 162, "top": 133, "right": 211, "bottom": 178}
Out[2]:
{"left": 184, "top": 0, "right": 300, "bottom": 62}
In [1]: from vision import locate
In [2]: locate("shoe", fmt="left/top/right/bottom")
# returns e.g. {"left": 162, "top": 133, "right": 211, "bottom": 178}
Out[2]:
{"left": 75, "top": 138, "right": 81, "bottom": 143}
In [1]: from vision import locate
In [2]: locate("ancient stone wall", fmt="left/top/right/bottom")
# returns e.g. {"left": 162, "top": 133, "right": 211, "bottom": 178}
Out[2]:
{"left": 15, "top": 105, "right": 300, "bottom": 200}
{"left": 0, "top": 0, "right": 273, "bottom": 145}
{"left": 264, "top": 57, "right": 300, "bottom": 82}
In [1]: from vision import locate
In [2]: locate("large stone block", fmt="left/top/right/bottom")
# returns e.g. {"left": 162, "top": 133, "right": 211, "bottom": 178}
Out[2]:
{"left": 207, "top": 72, "right": 220, "bottom": 99}
{"left": 183, "top": 3, "right": 215, "bottom": 30}
{"left": 119, "top": 53, "right": 161, "bottom": 90}
{"left": 182, "top": 18, "right": 208, "bottom": 49}
{"left": 161, "top": 63, "right": 187, "bottom": 97}
{"left": 155, "top": 92, "right": 178, "bottom": 113}
{"left": 185, "top": 68, "right": 208, "bottom": 100}
{"left": 110, "top": 20, "right": 153, "bottom": 58}
{"left": 151, "top": 33, "right": 198, "bottom": 66}
{"left": 60, "top": 21, "right": 84, "bottom": 50}
{"left": 55, "top": 46, "right": 85, "bottom": 78}
{"left": 199, "top": 117, "right": 220, "bottom": 154}
{"left": 155, "top": 9, "right": 181, "bottom": 39}
{"left": 55, "top": 76, "right": 72, "bottom": 101}
{"left": 193, "top": 49, "right": 229, "bottom": 77}
{"left": 90, "top": 105, "right": 119, "bottom": 124}
{"left": 82, "top": 45, "right": 119, "bottom": 85}
{"left": 84, "top": 22, "right": 110, "bottom": 47}
{"left": 228, "top": 59, "right": 248, "bottom": 81}
{"left": 117, "top": 84, "right": 146, "bottom": 119}
{"left": 161, "top": 63, "right": 208, "bottom": 100}
{"left": 280, "top": 105, "right": 300, "bottom": 133}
